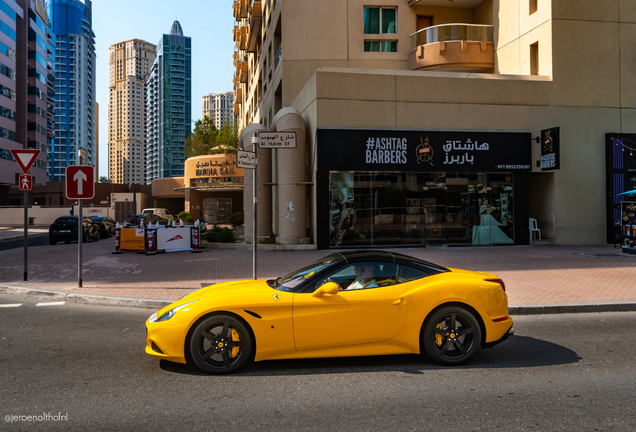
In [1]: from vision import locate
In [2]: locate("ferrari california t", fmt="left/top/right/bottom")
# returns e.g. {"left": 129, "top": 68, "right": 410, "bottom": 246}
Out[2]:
{"left": 145, "top": 250, "right": 513, "bottom": 374}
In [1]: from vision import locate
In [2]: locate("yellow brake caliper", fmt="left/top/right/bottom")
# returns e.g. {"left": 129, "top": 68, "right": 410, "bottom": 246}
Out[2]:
{"left": 231, "top": 329, "right": 240, "bottom": 358}
{"left": 435, "top": 323, "right": 443, "bottom": 347}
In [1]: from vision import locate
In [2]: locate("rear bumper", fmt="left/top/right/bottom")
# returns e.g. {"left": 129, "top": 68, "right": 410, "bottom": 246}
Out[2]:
{"left": 483, "top": 322, "right": 514, "bottom": 349}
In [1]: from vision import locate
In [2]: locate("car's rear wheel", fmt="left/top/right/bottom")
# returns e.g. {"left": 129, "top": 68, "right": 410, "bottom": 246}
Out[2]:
{"left": 422, "top": 306, "right": 482, "bottom": 366}
{"left": 189, "top": 315, "right": 253, "bottom": 374}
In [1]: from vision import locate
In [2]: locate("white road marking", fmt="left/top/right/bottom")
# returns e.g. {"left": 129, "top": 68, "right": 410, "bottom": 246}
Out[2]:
{"left": 35, "top": 301, "right": 66, "bottom": 307}
{"left": 0, "top": 303, "right": 22, "bottom": 308}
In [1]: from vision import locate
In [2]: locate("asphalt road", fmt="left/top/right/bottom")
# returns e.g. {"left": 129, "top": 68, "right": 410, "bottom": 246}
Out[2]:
{"left": 0, "top": 234, "right": 49, "bottom": 252}
{"left": 0, "top": 294, "right": 634, "bottom": 431}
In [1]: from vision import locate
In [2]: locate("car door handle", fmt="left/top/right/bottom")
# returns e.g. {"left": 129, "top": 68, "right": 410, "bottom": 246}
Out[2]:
{"left": 392, "top": 298, "right": 404, "bottom": 306}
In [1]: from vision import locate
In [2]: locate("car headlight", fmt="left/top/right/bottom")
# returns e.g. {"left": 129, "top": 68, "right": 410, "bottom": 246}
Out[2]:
{"left": 148, "top": 300, "right": 199, "bottom": 324}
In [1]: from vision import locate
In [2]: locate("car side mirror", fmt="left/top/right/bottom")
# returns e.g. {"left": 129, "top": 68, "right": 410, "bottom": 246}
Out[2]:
{"left": 312, "top": 282, "right": 339, "bottom": 297}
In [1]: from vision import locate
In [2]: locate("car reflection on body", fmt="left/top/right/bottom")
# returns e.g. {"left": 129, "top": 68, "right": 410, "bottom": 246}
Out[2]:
{"left": 88, "top": 216, "right": 116, "bottom": 238}
{"left": 124, "top": 213, "right": 169, "bottom": 227}
{"left": 145, "top": 250, "right": 513, "bottom": 374}
{"left": 49, "top": 216, "right": 100, "bottom": 245}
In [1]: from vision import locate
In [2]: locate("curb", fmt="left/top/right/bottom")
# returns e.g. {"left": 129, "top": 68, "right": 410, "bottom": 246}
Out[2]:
{"left": 0, "top": 285, "right": 171, "bottom": 309}
{"left": 2, "top": 284, "right": 636, "bottom": 314}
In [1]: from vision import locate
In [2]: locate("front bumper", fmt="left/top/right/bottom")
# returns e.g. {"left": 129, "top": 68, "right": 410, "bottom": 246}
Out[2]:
{"left": 145, "top": 319, "right": 188, "bottom": 364}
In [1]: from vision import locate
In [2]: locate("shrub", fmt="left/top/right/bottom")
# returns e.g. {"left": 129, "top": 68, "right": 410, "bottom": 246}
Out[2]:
{"left": 215, "top": 227, "right": 235, "bottom": 243}
{"left": 229, "top": 212, "right": 244, "bottom": 229}
{"left": 202, "top": 231, "right": 216, "bottom": 242}
{"left": 176, "top": 211, "right": 193, "bottom": 223}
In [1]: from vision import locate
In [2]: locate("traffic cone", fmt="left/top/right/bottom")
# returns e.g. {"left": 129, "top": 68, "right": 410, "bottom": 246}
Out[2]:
{"left": 191, "top": 225, "right": 202, "bottom": 253}
{"left": 112, "top": 222, "right": 123, "bottom": 254}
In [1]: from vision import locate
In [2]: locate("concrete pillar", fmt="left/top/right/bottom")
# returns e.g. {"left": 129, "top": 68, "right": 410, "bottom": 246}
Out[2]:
{"left": 273, "top": 108, "right": 307, "bottom": 245}
{"left": 240, "top": 123, "right": 271, "bottom": 242}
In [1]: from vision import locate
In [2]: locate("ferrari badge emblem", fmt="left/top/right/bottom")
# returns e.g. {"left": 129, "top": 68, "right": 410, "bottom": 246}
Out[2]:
{"left": 273, "top": 293, "right": 281, "bottom": 302}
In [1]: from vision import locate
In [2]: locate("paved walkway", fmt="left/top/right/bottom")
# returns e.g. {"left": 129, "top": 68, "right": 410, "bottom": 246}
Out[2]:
{"left": 0, "top": 234, "right": 634, "bottom": 311}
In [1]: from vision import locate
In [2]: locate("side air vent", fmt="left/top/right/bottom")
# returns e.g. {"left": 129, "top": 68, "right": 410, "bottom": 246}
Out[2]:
{"left": 151, "top": 342, "right": 164, "bottom": 354}
{"left": 244, "top": 310, "right": 262, "bottom": 319}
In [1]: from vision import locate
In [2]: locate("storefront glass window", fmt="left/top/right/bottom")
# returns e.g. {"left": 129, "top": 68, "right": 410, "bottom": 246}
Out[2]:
{"left": 329, "top": 172, "right": 515, "bottom": 248}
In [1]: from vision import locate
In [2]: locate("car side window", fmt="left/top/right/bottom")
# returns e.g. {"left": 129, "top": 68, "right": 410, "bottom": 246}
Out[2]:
{"left": 316, "top": 262, "right": 398, "bottom": 292}
{"left": 396, "top": 265, "right": 429, "bottom": 284}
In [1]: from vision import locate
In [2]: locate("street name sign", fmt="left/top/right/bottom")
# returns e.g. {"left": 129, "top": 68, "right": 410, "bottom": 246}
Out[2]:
{"left": 237, "top": 150, "right": 256, "bottom": 169}
{"left": 10, "top": 149, "right": 40, "bottom": 174}
{"left": 19, "top": 174, "right": 32, "bottom": 190}
{"left": 65, "top": 165, "right": 95, "bottom": 199}
{"left": 258, "top": 132, "right": 297, "bottom": 149}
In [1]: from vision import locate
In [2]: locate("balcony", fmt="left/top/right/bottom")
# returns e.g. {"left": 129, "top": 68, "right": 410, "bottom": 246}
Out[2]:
{"left": 235, "top": 88, "right": 242, "bottom": 103}
{"left": 234, "top": 24, "right": 247, "bottom": 51}
{"left": 238, "top": 59, "right": 248, "bottom": 83}
{"left": 247, "top": 1, "right": 262, "bottom": 53}
{"left": 409, "top": 24, "right": 494, "bottom": 73}
{"left": 233, "top": 0, "right": 248, "bottom": 21}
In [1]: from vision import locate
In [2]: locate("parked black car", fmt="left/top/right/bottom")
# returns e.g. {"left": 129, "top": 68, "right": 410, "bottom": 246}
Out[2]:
{"left": 49, "top": 216, "right": 100, "bottom": 245}
{"left": 124, "top": 213, "right": 170, "bottom": 227}
{"left": 88, "top": 216, "right": 116, "bottom": 238}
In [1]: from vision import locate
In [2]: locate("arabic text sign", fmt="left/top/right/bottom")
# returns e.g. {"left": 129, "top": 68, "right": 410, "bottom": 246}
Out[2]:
{"left": 258, "top": 132, "right": 297, "bottom": 149}
{"left": 237, "top": 150, "right": 256, "bottom": 169}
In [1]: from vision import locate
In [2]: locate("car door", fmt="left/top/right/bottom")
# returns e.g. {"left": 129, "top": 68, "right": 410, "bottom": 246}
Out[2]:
{"left": 292, "top": 262, "right": 408, "bottom": 351}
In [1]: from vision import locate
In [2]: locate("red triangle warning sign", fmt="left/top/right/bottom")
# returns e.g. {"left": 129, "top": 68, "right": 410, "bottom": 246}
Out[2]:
{"left": 10, "top": 149, "right": 41, "bottom": 174}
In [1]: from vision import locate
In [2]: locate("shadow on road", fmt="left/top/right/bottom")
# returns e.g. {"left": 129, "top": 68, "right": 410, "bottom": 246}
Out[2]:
{"left": 158, "top": 335, "right": 580, "bottom": 377}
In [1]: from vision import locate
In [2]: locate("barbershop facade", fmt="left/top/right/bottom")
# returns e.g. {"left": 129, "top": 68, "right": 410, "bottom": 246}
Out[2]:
{"left": 315, "top": 129, "right": 532, "bottom": 250}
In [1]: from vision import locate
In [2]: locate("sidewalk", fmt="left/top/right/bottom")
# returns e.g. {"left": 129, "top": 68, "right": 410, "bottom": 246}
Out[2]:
{"left": 0, "top": 236, "right": 635, "bottom": 314}
{"left": 0, "top": 226, "right": 49, "bottom": 241}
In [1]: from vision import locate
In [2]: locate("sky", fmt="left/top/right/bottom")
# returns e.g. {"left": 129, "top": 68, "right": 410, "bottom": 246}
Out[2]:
{"left": 91, "top": 0, "right": 235, "bottom": 178}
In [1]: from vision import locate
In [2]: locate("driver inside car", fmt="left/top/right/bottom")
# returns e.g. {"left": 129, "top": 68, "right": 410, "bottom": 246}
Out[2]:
{"left": 342, "top": 263, "right": 379, "bottom": 290}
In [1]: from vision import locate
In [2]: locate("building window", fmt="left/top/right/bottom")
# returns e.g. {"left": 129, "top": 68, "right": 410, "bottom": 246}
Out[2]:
{"left": 364, "top": 41, "right": 397, "bottom": 52}
{"left": 530, "top": 0, "right": 538, "bottom": 15}
{"left": 530, "top": 42, "right": 539, "bottom": 75}
{"left": 364, "top": 7, "right": 397, "bottom": 34}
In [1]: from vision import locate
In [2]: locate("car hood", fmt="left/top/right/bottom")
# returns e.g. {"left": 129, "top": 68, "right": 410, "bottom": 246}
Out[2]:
{"left": 158, "top": 279, "right": 273, "bottom": 317}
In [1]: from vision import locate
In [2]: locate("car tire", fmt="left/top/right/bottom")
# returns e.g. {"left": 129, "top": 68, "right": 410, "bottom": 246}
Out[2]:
{"left": 422, "top": 306, "right": 482, "bottom": 366}
{"left": 188, "top": 315, "right": 253, "bottom": 374}
{"left": 49, "top": 238, "right": 56, "bottom": 245}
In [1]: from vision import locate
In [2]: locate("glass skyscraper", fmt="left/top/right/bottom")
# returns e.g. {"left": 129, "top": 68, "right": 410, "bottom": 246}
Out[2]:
{"left": 46, "top": 0, "right": 95, "bottom": 181}
{"left": 147, "top": 20, "right": 191, "bottom": 180}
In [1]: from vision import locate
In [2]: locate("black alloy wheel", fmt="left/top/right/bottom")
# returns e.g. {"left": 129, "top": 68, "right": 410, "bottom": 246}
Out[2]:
{"left": 189, "top": 315, "right": 253, "bottom": 374}
{"left": 422, "top": 306, "right": 482, "bottom": 366}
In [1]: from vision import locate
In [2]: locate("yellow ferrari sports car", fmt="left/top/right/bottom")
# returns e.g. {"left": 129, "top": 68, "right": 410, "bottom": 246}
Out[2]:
{"left": 146, "top": 250, "right": 513, "bottom": 374}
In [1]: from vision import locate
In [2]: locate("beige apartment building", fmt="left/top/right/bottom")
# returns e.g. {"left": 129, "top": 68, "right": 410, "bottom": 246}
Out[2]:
{"left": 233, "top": 0, "right": 636, "bottom": 248}
{"left": 202, "top": 91, "right": 235, "bottom": 129}
{"left": 108, "top": 39, "right": 157, "bottom": 184}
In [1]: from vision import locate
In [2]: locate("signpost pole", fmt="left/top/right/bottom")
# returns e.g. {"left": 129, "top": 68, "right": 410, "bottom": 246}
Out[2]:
{"left": 78, "top": 199, "right": 83, "bottom": 288}
{"left": 253, "top": 133, "right": 258, "bottom": 280}
{"left": 23, "top": 190, "right": 28, "bottom": 281}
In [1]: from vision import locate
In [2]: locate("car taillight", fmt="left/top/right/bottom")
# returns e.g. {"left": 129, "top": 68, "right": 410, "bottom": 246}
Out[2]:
{"left": 485, "top": 278, "right": 506, "bottom": 292}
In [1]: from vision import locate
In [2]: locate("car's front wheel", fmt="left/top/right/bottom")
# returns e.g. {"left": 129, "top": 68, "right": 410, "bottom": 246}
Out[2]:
{"left": 422, "top": 306, "right": 482, "bottom": 366}
{"left": 189, "top": 315, "right": 253, "bottom": 374}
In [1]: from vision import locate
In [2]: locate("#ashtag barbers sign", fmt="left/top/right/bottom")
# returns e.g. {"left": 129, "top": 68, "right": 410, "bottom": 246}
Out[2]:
{"left": 317, "top": 129, "right": 532, "bottom": 172}
{"left": 540, "top": 127, "right": 560, "bottom": 171}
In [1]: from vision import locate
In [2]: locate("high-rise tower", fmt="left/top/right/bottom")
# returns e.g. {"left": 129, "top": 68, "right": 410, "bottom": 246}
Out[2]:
{"left": 47, "top": 0, "right": 96, "bottom": 181}
{"left": 108, "top": 39, "right": 156, "bottom": 184}
{"left": 202, "top": 91, "right": 234, "bottom": 130}
{"left": 146, "top": 20, "right": 191, "bottom": 181}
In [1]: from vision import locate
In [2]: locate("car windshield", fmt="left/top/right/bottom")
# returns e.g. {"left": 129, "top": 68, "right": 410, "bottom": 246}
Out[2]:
{"left": 268, "top": 255, "right": 343, "bottom": 292}
{"left": 89, "top": 217, "right": 103, "bottom": 222}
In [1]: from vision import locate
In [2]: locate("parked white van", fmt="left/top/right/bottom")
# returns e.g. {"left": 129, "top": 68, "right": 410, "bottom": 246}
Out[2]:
{"left": 142, "top": 208, "right": 173, "bottom": 220}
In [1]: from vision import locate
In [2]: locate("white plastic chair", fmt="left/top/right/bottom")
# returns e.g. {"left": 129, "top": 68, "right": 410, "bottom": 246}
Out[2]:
{"left": 529, "top": 218, "right": 541, "bottom": 242}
